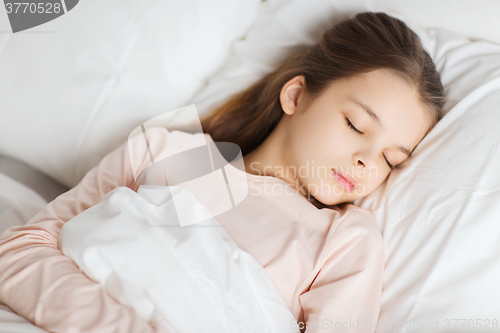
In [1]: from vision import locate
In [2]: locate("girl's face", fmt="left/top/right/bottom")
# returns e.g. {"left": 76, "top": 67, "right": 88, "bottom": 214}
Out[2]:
{"left": 276, "top": 69, "right": 431, "bottom": 205}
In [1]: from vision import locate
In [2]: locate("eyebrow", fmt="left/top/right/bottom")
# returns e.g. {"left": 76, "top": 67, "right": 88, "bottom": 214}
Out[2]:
{"left": 347, "top": 97, "right": 412, "bottom": 157}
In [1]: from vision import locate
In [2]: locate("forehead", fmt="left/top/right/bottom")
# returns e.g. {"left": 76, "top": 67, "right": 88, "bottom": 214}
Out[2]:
{"left": 322, "top": 69, "right": 431, "bottom": 148}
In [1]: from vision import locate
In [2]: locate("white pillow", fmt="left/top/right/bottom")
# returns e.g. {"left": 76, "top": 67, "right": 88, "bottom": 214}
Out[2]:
{"left": 189, "top": 0, "right": 500, "bottom": 114}
{"left": 372, "top": 0, "right": 500, "bottom": 45}
{"left": 189, "top": 0, "right": 500, "bottom": 331}
{"left": 0, "top": 0, "right": 260, "bottom": 188}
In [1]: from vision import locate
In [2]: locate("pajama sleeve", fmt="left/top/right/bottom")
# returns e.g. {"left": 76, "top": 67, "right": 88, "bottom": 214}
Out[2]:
{"left": 298, "top": 209, "right": 385, "bottom": 333}
{"left": 0, "top": 132, "right": 169, "bottom": 333}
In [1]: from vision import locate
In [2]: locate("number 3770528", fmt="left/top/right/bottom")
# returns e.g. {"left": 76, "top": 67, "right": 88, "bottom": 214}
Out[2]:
{"left": 5, "top": 2, "right": 62, "bottom": 14}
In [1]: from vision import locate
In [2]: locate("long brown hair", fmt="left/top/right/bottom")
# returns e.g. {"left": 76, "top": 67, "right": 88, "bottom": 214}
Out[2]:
{"left": 199, "top": 12, "right": 446, "bottom": 156}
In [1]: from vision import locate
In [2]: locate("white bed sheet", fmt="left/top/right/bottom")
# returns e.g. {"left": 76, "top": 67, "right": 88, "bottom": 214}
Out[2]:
{"left": 60, "top": 185, "right": 298, "bottom": 333}
{"left": 0, "top": 172, "right": 47, "bottom": 236}
{"left": 0, "top": 0, "right": 261, "bottom": 190}
{"left": 0, "top": 303, "right": 49, "bottom": 333}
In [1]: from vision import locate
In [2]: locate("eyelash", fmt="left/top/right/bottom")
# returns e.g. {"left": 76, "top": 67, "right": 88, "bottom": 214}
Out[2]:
{"left": 345, "top": 118, "right": 363, "bottom": 135}
{"left": 345, "top": 117, "right": 394, "bottom": 170}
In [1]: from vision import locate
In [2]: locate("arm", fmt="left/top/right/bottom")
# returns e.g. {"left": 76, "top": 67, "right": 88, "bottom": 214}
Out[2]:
{"left": 299, "top": 209, "right": 385, "bottom": 333}
{"left": 0, "top": 132, "right": 168, "bottom": 333}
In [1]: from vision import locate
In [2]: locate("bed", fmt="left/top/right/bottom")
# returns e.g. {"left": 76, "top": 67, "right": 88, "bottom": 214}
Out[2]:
{"left": 1, "top": 0, "right": 500, "bottom": 332}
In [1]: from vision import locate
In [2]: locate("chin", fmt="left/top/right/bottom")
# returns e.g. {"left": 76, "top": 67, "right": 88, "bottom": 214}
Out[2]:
{"left": 306, "top": 179, "right": 361, "bottom": 206}
{"left": 313, "top": 194, "right": 343, "bottom": 206}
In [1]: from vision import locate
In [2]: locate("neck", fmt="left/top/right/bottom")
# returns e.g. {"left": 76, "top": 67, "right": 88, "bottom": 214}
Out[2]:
{"left": 240, "top": 117, "right": 309, "bottom": 198}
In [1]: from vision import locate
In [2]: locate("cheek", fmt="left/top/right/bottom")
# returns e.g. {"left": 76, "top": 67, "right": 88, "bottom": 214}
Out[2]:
{"left": 286, "top": 113, "right": 357, "bottom": 167}
{"left": 360, "top": 168, "right": 391, "bottom": 195}
{"left": 314, "top": 129, "right": 350, "bottom": 164}
{"left": 324, "top": 124, "right": 358, "bottom": 159}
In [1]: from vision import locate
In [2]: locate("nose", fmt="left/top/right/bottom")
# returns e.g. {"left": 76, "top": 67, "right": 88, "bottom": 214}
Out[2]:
{"left": 353, "top": 152, "right": 370, "bottom": 169}
{"left": 354, "top": 151, "right": 378, "bottom": 177}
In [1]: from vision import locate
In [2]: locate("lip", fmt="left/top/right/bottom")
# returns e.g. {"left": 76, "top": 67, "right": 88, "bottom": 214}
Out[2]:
{"left": 331, "top": 169, "right": 359, "bottom": 193}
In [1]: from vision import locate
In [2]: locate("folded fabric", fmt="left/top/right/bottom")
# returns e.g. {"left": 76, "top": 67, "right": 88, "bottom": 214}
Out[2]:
{"left": 60, "top": 185, "right": 298, "bottom": 333}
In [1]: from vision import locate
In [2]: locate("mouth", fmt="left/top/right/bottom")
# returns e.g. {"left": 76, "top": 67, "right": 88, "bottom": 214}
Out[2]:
{"left": 331, "top": 169, "right": 358, "bottom": 193}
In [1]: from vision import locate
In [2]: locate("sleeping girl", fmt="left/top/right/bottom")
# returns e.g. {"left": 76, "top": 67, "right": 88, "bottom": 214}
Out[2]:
{"left": 0, "top": 12, "right": 445, "bottom": 333}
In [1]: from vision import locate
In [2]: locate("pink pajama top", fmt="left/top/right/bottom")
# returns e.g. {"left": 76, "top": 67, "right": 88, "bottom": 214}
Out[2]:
{"left": 0, "top": 127, "right": 385, "bottom": 333}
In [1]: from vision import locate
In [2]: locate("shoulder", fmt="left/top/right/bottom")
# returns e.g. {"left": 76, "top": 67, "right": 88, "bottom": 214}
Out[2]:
{"left": 130, "top": 127, "right": 210, "bottom": 160}
{"left": 333, "top": 204, "right": 384, "bottom": 253}
{"left": 308, "top": 205, "right": 385, "bottom": 290}
{"left": 146, "top": 127, "right": 209, "bottom": 149}
{"left": 127, "top": 127, "right": 211, "bottom": 186}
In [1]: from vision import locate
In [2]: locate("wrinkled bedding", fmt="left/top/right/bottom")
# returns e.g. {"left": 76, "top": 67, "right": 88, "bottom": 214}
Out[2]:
{"left": 59, "top": 185, "right": 299, "bottom": 333}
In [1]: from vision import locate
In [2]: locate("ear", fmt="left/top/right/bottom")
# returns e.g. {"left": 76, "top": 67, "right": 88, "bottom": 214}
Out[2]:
{"left": 280, "top": 75, "right": 306, "bottom": 116}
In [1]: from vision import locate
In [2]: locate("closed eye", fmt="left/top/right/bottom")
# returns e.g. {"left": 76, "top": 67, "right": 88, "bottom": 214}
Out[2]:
{"left": 346, "top": 117, "right": 394, "bottom": 170}
{"left": 384, "top": 155, "right": 394, "bottom": 170}
{"left": 345, "top": 118, "right": 363, "bottom": 135}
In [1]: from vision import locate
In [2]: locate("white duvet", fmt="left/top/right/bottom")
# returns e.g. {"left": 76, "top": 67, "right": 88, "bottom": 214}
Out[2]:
{"left": 59, "top": 185, "right": 299, "bottom": 333}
